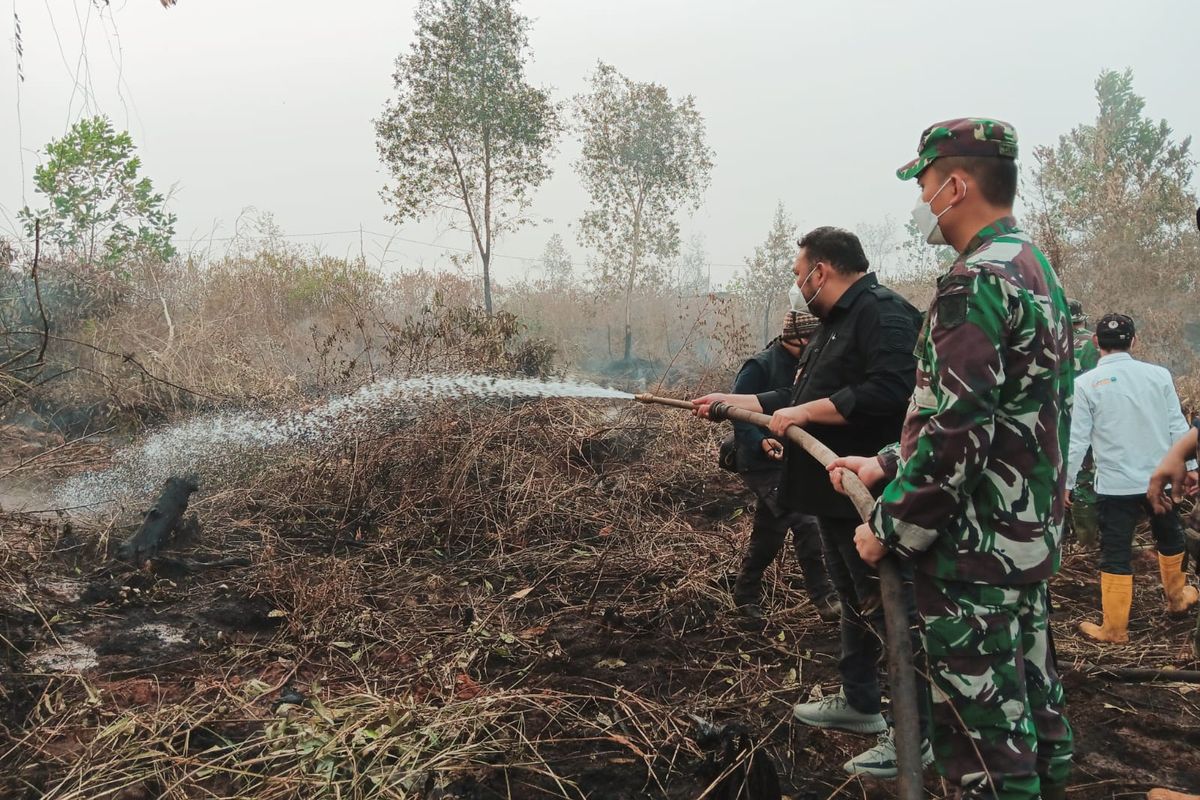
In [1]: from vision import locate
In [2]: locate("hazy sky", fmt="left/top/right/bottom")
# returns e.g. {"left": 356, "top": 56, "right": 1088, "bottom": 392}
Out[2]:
{"left": 2, "top": 0, "right": 1198, "bottom": 286}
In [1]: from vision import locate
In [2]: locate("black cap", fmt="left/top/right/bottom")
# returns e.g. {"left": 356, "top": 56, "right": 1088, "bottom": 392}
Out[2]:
{"left": 1095, "top": 313, "right": 1135, "bottom": 348}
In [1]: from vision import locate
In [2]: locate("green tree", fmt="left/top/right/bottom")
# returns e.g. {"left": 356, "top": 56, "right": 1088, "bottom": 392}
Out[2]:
{"left": 375, "top": 0, "right": 561, "bottom": 315}
{"left": 574, "top": 62, "right": 713, "bottom": 361}
{"left": 671, "top": 234, "right": 710, "bottom": 298}
{"left": 18, "top": 116, "right": 176, "bottom": 267}
{"left": 1031, "top": 68, "right": 1196, "bottom": 292}
{"left": 896, "top": 217, "right": 955, "bottom": 280}
{"left": 537, "top": 233, "right": 574, "bottom": 288}
{"left": 730, "top": 202, "right": 796, "bottom": 347}
{"left": 857, "top": 214, "right": 897, "bottom": 275}
{"left": 1028, "top": 68, "right": 1198, "bottom": 369}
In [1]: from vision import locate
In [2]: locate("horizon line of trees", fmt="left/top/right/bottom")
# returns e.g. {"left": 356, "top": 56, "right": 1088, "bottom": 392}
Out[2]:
{"left": 10, "top": 0, "right": 1197, "bottom": 365}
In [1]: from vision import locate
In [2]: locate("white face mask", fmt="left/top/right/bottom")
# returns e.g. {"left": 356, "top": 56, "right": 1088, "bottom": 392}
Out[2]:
{"left": 789, "top": 263, "right": 824, "bottom": 315}
{"left": 911, "top": 176, "right": 960, "bottom": 246}
{"left": 788, "top": 281, "right": 804, "bottom": 312}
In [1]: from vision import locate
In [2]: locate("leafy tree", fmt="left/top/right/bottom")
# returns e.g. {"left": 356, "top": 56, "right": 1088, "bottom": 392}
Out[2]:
{"left": 1028, "top": 68, "right": 1198, "bottom": 370}
{"left": 375, "top": 0, "right": 561, "bottom": 315}
{"left": 671, "top": 234, "right": 710, "bottom": 297}
{"left": 574, "top": 62, "right": 713, "bottom": 360}
{"left": 537, "top": 233, "right": 574, "bottom": 288}
{"left": 896, "top": 217, "right": 955, "bottom": 280}
{"left": 857, "top": 214, "right": 898, "bottom": 275}
{"left": 1030, "top": 68, "right": 1197, "bottom": 294}
{"left": 18, "top": 116, "right": 176, "bottom": 268}
{"left": 730, "top": 202, "right": 797, "bottom": 346}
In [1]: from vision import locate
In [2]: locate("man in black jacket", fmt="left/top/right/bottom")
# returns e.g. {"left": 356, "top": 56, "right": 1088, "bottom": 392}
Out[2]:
{"left": 728, "top": 310, "right": 840, "bottom": 622}
{"left": 694, "top": 227, "right": 929, "bottom": 778}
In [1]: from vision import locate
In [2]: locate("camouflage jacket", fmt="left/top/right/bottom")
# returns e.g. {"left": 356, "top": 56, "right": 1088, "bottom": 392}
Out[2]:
{"left": 1073, "top": 328, "right": 1100, "bottom": 375}
{"left": 870, "top": 217, "right": 1074, "bottom": 585}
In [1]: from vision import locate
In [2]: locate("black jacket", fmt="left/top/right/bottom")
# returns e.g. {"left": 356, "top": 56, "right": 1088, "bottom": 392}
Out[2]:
{"left": 757, "top": 272, "right": 920, "bottom": 518}
{"left": 732, "top": 339, "right": 800, "bottom": 472}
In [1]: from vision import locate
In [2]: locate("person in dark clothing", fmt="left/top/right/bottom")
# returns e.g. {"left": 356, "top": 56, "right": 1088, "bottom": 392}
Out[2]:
{"left": 728, "top": 309, "right": 841, "bottom": 623}
{"left": 694, "top": 226, "right": 929, "bottom": 778}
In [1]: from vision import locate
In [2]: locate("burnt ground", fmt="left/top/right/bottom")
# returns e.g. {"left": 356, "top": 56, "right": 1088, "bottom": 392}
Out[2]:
{"left": 2, "top": 409, "right": 1199, "bottom": 799}
{"left": 3, "top": 512, "right": 1199, "bottom": 799}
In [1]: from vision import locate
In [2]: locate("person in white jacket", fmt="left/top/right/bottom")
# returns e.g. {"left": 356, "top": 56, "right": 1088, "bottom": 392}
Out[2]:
{"left": 1066, "top": 313, "right": 1199, "bottom": 643}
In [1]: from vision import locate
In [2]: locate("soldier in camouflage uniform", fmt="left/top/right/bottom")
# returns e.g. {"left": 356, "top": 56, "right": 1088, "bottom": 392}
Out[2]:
{"left": 1068, "top": 299, "right": 1101, "bottom": 547}
{"left": 1069, "top": 300, "right": 1100, "bottom": 375}
{"left": 831, "top": 119, "right": 1074, "bottom": 800}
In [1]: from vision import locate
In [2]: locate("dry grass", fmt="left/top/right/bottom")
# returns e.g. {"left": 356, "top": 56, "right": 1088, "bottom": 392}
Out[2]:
{"left": 3, "top": 398, "right": 847, "bottom": 799}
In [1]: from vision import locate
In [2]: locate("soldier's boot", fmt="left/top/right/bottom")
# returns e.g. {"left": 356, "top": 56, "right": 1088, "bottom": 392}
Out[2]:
{"left": 1079, "top": 573, "right": 1132, "bottom": 644}
{"left": 1147, "top": 790, "right": 1200, "bottom": 800}
{"left": 1158, "top": 552, "right": 1199, "bottom": 616}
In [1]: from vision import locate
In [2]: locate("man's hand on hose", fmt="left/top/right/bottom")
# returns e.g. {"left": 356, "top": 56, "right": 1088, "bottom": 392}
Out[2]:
{"left": 690, "top": 393, "right": 731, "bottom": 420}
{"left": 761, "top": 438, "right": 784, "bottom": 461}
{"left": 768, "top": 404, "right": 810, "bottom": 437}
{"left": 854, "top": 523, "right": 888, "bottom": 567}
{"left": 827, "top": 455, "right": 887, "bottom": 494}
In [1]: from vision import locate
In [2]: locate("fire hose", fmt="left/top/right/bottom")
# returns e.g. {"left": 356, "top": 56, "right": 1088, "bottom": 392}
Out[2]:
{"left": 635, "top": 392, "right": 924, "bottom": 800}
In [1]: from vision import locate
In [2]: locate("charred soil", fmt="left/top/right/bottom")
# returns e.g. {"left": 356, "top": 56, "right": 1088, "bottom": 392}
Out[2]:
{"left": 2, "top": 401, "right": 1199, "bottom": 799}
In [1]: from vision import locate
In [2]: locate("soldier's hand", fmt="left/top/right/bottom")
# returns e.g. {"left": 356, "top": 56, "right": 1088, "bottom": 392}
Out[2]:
{"left": 1063, "top": 489, "right": 1072, "bottom": 509}
{"left": 761, "top": 438, "right": 784, "bottom": 461}
{"left": 1186, "top": 470, "right": 1199, "bottom": 497}
{"left": 768, "top": 405, "right": 810, "bottom": 437}
{"left": 827, "top": 455, "right": 886, "bottom": 493}
{"left": 690, "top": 393, "right": 729, "bottom": 420}
{"left": 854, "top": 523, "right": 887, "bottom": 567}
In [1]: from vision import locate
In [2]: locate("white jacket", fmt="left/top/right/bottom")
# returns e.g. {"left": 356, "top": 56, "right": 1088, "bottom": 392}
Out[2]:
{"left": 1067, "top": 352, "right": 1193, "bottom": 496}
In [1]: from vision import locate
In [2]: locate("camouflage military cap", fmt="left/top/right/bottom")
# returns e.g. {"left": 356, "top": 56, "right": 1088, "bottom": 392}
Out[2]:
{"left": 896, "top": 118, "right": 1019, "bottom": 181}
{"left": 1067, "top": 298, "right": 1086, "bottom": 323}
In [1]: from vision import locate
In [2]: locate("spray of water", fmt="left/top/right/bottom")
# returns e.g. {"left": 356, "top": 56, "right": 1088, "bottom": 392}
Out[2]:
{"left": 56, "top": 374, "right": 634, "bottom": 510}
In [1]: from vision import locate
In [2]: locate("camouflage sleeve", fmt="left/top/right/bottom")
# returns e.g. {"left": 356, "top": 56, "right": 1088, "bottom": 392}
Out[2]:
{"left": 878, "top": 443, "right": 900, "bottom": 482}
{"left": 870, "top": 270, "right": 1009, "bottom": 556}
{"left": 1080, "top": 339, "right": 1100, "bottom": 373}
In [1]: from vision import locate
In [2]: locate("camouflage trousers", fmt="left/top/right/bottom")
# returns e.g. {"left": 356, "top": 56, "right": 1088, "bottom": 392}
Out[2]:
{"left": 916, "top": 575, "right": 1073, "bottom": 800}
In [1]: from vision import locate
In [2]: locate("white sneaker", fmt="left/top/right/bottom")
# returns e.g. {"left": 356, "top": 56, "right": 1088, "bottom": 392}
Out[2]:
{"left": 843, "top": 728, "right": 934, "bottom": 778}
{"left": 791, "top": 689, "right": 886, "bottom": 734}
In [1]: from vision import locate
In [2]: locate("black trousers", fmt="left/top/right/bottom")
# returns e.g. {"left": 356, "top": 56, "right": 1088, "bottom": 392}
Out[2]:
{"left": 818, "top": 515, "right": 930, "bottom": 734}
{"left": 1097, "top": 494, "right": 1186, "bottom": 575}
{"left": 732, "top": 471, "right": 833, "bottom": 606}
